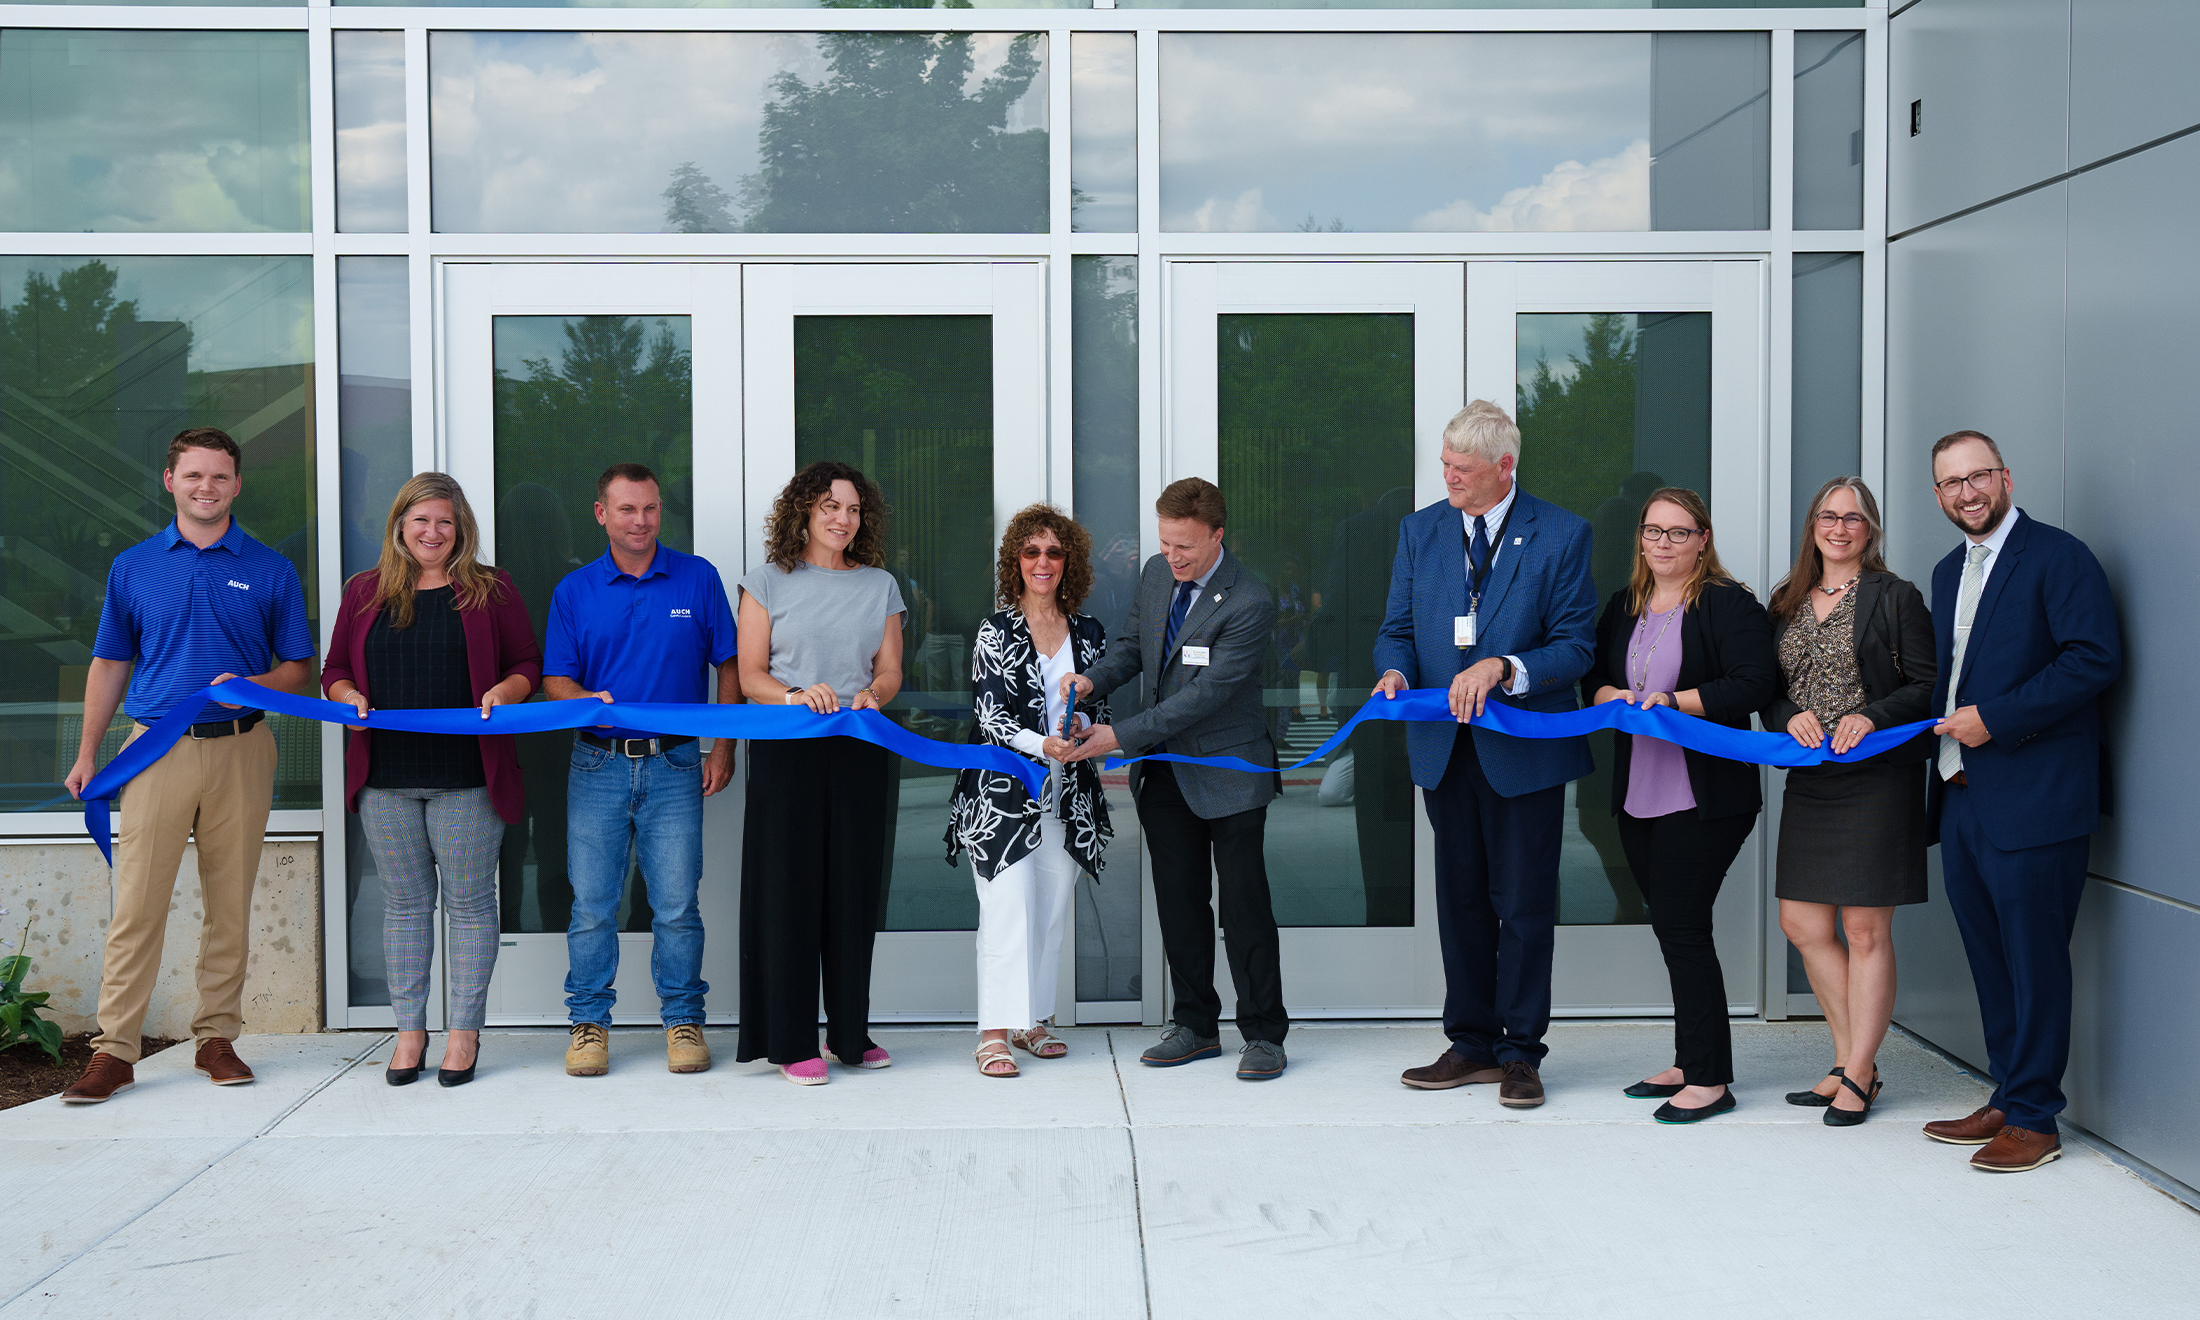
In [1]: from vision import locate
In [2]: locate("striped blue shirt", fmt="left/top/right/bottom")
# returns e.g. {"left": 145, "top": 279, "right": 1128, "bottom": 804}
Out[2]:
{"left": 93, "top": 519, "right": 315, "bottom": 724}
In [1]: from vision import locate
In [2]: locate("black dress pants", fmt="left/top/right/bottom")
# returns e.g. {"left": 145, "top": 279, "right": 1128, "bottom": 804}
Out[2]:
{"left": 1136, "top": 761, "right": 1289, "bottom": 1044}
{"left": 736, "top": 737, "right": 890, "bottom": 1066}
{"left": 1614, "top": 808, "right": 1756, "bottom": 1087}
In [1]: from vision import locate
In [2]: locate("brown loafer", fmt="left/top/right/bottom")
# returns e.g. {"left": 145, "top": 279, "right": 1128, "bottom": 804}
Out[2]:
{"left": 1923, "top": 1104, "right": 2007, "bottom": 1145}
{"left": 194, "top": 1037, "right": 256, "bottom": 1085}
{"left": 1498, "top": 1059, "right": 1546, "bottom": 1108}
{"left": 1970, "top": 1125, "right": 2062, "bottom": 1173}
{"left": 1401, "top": 1049, "right": 1504, "bottom": 1090}
{"left": 61, "top": 1053, "right": 136, "bottom": 1105}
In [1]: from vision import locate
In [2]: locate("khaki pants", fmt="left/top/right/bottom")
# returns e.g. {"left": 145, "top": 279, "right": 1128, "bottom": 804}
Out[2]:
{"left": 93, "top": 721, "right": 277, "bottom": 1062}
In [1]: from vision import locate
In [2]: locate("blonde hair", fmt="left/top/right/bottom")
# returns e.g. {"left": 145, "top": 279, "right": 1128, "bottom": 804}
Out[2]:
{"left": 1626, "top": 487, "right": 1740, "bottom": 615}
{"left": 1441, "top": 400, "right": 1521, "bottom": 465}
{"left": 363, "top": 472, "right": 502, "bottom": 627}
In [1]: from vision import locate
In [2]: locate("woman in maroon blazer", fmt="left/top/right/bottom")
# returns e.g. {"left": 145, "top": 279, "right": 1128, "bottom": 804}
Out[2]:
{"left": 323, "top": 473, "right": 540, "bottom": 1087}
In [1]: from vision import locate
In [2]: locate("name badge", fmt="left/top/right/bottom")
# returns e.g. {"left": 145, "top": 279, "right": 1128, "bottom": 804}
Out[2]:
{"left": 1454, "top": 615, "right": 1476, "bottom": 648}
{"left": 1182, "top": 645, "right": 1212, "bottom": 667}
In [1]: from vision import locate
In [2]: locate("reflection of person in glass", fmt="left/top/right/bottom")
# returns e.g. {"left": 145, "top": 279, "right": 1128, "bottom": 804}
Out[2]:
{"left": 735, "top": 462, "right": 907, "bottom": 1086}
{"left": 1320, "top": 484, "right": 1416, "bottom": 926}
{"left": 544, "top": 463, "right": 739, "bottom": 1080}
{"left": 1762, "top": 477, "right": 1935, "bottom": 1126}
{"left": 495, "top": 480, "right": 580, "bottom": 934}
{"left": 1374, "top": 401, "right": 1595, "bottom": 1110}
{"left": 946, "top": 505, "right": 1113, "bottom": 1078}
{"left": 1583, "top": 487, "right": 1777, "bottom": 1124}
{"left": 323, "top": 473, "right": 541, "bottom": 1087}
{"left": 1577, "top": 471, "right": 1667, "bottom": 923}
{"left": 1065, "top": 478, "right": 1291, "bottom": 1081}
{"left": 61, "top": 429, "right": 316, "bottom": 1105}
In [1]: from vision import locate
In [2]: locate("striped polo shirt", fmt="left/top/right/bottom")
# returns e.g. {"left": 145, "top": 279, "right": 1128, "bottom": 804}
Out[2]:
{"left": 93, "top": 519, "right": 315, "bottom": 725}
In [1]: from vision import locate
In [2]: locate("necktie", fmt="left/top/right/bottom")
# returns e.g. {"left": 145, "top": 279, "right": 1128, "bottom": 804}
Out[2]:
{"left": 1938, "top": 543, "right": 1992, "bottom": 781}
{"left": 1164, "top": 578, "right": 1198, "bottom": 656}
{"left": 1468, "top": 514, "right": 1491, "bottom": 584}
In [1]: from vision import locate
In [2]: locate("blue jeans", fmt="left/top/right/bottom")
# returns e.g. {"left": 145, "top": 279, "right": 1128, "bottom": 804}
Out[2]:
{"left": 564, "top": 738, "right": 707, "bottom": 1026}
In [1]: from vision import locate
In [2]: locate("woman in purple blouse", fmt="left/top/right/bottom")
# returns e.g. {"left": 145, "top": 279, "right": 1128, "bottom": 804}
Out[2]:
{"left": 1582, "top": 487, "right": 1777, "bottom": 1124}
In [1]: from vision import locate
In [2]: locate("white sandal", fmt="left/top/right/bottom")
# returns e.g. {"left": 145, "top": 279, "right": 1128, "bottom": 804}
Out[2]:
{"left": 1009, "top": 1027, "right": 1068, "bottom": 1060}
{"left": 975, "top": 1039, "right": 1020, "bottom": 1078}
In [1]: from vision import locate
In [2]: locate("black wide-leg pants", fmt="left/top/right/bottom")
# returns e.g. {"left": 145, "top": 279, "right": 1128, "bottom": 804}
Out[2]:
{"left": 736, "top": 737, "right": 891, "bottom": 1066}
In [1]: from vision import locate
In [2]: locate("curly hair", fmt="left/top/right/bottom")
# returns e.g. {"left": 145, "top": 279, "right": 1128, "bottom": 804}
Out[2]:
{"left": 763, "top": 460, "right": 889, "bottom": 570}
{"left": 994, "top": 504, "right": 1093, "bottom": 614}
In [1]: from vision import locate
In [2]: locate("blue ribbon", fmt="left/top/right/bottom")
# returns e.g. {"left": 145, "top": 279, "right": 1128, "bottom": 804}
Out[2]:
{"left": 76, "top": 679, "right": 1050, "bottom": 864}
{"left": 1108, "top": 688, "right": 1940, "bottom": 777}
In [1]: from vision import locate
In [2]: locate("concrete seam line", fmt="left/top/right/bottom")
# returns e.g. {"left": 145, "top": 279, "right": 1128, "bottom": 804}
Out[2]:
{"left": 0, "top": 1034, "right": 391, "bottom": 1310}
{"left": 1107, "top": 1030, "right": 1156, "bottom": 1320}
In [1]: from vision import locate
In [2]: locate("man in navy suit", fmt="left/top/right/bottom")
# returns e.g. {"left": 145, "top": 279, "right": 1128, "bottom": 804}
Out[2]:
{"left": 1373, "top": 400, "right": 1597, "bottom": 1107}
{"left": 1919, "top": 430, "right": 2121, "bottom": 1173}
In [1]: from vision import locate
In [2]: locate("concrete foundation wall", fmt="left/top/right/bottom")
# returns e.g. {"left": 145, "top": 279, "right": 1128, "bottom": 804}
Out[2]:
{"left": 0, "top": 839, "right": 322, "bottom": 1042}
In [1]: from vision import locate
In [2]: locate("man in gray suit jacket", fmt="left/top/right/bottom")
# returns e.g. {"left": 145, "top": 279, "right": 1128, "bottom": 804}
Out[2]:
{"left": 1066, "top": 477, "right": 1289, "bottom": 1080}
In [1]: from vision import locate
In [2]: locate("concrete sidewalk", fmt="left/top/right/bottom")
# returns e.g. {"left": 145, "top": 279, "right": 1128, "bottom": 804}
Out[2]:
{"left": 5, "top": 1022, "right": 2194, "bottom": 1318}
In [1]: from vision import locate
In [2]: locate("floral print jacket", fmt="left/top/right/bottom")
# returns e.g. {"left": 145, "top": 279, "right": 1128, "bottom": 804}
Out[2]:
{"left": 944, "top": 607, "right": 1114, "bottom": 881}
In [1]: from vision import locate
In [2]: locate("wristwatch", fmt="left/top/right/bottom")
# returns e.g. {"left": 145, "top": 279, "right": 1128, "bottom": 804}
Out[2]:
{"left": 785, "top": 686, "right": 804, "bottom": 704}
{"left": 1494, "top": 656, "right": 1515, "bottom": 688}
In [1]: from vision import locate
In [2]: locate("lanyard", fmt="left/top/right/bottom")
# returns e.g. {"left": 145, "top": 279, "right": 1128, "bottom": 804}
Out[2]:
{"left": 1464, "top": 502, "right": 1514, "bottom": 614}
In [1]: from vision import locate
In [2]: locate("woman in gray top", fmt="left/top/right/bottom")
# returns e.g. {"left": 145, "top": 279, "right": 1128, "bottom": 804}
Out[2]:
{"left": 733, "top": 461, "right": 906, "bottom": 1085}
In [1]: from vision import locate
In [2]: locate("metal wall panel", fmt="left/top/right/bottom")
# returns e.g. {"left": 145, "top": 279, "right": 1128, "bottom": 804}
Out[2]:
{"left": 2070, "top": 0, "right": 2200, "bottom": 165}
{"left": 1888, "top": 0, "right": 2070, "bottom": 234}
{"left": 2067, "top": 133, "right": 2200, "bottom": 905}
{"left": 2068, "top": 881, "right": 2200, "bottom": 1191}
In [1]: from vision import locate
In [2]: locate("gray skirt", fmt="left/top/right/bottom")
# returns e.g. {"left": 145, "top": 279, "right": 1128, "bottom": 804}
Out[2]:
{"left": 1774, "top": 758, "right": 1929, "bottom": 907}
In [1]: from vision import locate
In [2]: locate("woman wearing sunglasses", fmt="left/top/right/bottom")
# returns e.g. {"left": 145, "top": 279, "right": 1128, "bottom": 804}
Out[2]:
{"left": 946, "top": 505, "right": 1114, "bottom": 1077}
{"left": 1762, "top": 477, "right": 1937, "bottom": 1126}
{"left": 1582, "top": 487, "right": 1777, "bottom": 1124}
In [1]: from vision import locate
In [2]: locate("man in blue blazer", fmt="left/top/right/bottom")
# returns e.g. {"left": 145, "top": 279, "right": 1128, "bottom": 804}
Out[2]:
{"left": 1919, "top": 430, "right": 2122, "bottom": 1174}
{"left": 1372, "top": 400, "right": 1597, "bottom": 1106}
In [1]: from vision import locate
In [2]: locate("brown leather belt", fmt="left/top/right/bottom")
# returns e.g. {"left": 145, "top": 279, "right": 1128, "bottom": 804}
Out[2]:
{"left": 1946, "top": 770, "right": 1968, "bottom": 788}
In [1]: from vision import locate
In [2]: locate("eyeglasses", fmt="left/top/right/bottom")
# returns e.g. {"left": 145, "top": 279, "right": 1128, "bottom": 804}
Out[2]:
{"left": 1933, "top": 467, "right": 2006, "bottom": 498}
{"left": 1814, "top": 512, "right": 1869, "bottom": 529}
{"left": 1640, "top": 525, "right": 1704, "bottom": 545}
{"left": 1019, "top": 545, "right": 1066, "bottom": 562}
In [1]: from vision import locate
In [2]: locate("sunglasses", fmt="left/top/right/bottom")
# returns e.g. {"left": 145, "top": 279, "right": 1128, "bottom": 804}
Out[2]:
{"left": 1020, "top": 545, "right": 1066, "bottom": 562}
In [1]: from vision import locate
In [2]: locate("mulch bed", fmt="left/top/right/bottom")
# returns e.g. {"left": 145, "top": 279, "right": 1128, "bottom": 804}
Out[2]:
{"left": 0, "top": 1034, "right": 180, "bottom": 1111}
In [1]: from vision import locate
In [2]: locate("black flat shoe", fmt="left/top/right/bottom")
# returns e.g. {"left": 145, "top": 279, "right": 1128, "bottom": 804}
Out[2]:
{"left": 1785, "top": 1065, "right": 1844, "bottom": 1108}
{"left": 385, "top": 1042, "right": 425, "bottom": 1087}
{"left": 1623, "top": 1080, "right": 1685, "bottom": 1099}
{"left": 1823, "top": 1071, "right": 1881, "bottom": 1127}
{"left": 1653, "top": 1088, "right": 1737, "bottom": 1124}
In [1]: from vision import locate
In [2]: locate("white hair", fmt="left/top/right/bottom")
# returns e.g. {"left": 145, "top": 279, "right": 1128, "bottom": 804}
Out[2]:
{"left": 1442, "top": 400, "right": 1521, "bottom": 465}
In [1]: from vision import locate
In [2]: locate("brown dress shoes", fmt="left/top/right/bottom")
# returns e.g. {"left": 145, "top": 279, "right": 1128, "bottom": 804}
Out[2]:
{"left": 1400, "top": 1050, "right": 1505, "bottom": 1090}
{"left": 61, "top": 1053, "right": 135, "bottom": 1104}
{"left": 1498, "top": 1060, "right": 1546, "bottom": 1108}
{"left": 194, "top": 1037, "right": 256, "bottom": 1085}
{"left": 1970, "top": 1125, "right": 2062, "bottom": 1173}
{"left": 1923, "top": 1105, "right": 2007, "bottom": 1145}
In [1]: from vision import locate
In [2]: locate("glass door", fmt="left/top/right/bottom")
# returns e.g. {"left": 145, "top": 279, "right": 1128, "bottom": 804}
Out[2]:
{"left": 1467, "top": 259, "right": 1767, "bottom": 1016}
{"left": 1164, "top": 261, "right": 1463, "bottom": 1014}
{"left": 442, "top": 262, "right": 743, "bottom": 1024}
{"left": 1164, "top": 258, "right": 1765, "bottom": 1019}
{"left": 743, "top": 262, "right": 1047, "bottom": 1022}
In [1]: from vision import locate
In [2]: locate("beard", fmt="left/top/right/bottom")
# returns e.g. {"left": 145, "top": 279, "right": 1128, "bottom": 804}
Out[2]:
{"left": 1941, "top": 486, "right": 2011, "bottom": 538}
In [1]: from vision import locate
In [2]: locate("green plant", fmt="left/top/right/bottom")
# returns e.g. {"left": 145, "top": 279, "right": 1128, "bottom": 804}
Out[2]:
{"left": 1, "top": 915, "right": 63, "bottom": 1065}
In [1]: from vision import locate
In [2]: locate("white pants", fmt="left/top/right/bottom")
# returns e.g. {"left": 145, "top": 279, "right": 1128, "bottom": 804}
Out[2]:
{"left": 974, "top": 813, "right": 1078, "bottom": 1030}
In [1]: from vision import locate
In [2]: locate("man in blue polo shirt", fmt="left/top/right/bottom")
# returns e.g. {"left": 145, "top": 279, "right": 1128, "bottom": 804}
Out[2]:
{"left": 544, "top": 462, "right": 738, "bottom": 1077}
{"left": 60, "top": 428, "right": 316, "bottom": 1105}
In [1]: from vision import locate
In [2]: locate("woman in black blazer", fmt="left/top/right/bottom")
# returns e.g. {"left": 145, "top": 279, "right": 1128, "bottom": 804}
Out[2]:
{"left": 1762, "top": 477, "right": 1937, "bottom": 1126}
{"left": 1582, "top": 487, "right": 1778, "bottom": 1124}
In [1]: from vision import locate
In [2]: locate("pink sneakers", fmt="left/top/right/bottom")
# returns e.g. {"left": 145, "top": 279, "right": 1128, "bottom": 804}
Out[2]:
{"left": 780, "top": 1057, "right": 829, "bottom": 1086}
{"left": 850, "top": 1047, "right": 892, "bottom": 1070}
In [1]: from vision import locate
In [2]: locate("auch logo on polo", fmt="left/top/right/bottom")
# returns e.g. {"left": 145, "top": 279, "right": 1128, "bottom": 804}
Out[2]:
{"left": 668, "top": 607, "right": 692, "bottom": 618}
{"left": 226, "top": 579, "right": 251, "bottom": 591}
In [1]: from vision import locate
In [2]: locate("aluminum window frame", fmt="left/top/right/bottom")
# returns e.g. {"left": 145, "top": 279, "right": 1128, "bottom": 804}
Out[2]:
{"left": 0, "top": 3, "right": 1888, "bottom": 1030}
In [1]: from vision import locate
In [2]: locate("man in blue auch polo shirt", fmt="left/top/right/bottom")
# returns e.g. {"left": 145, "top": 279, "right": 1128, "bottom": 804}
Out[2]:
{"left": 60, "top": 428, "right": 316, "bottom": 1105}
{"left": 544, "top": 462, "right": 738, "bottom": 1078}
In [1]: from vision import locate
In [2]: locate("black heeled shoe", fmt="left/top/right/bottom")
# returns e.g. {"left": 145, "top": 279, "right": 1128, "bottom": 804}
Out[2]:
{"left": 437, "top": 1041, "right": 479, "bottom": 1088}
{"left": 385, "top": 1039, "right": 425, "bottom": 1088}
{"left": 1653, "top": 1087, "right": 1737, "bottom": 1124}
{"left": 1623, "top": 1080, "right": 1685, "bottom": 1099}
{"left": 1823, "top": 1070, "right": 1881, "bottom": 1127}
{"left": 1785, "top": 1065, "right": 1844, "bottom": 1108}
